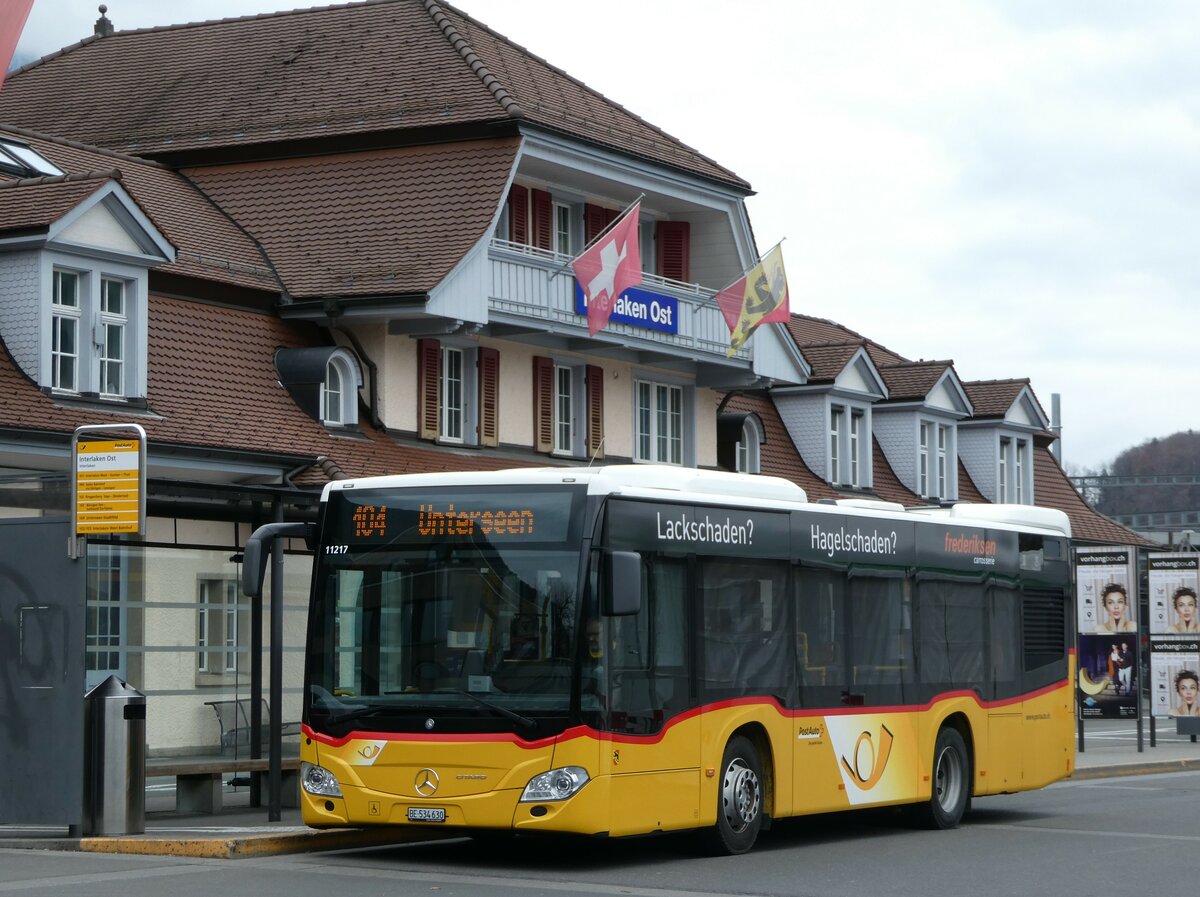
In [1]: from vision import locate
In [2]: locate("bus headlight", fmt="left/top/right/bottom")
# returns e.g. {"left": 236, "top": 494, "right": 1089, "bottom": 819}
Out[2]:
{"left": 301, "top": 761, "right": 343, "bottom": 798}
{"left": 520, "top": 766, "right": 589, "bottom": 802}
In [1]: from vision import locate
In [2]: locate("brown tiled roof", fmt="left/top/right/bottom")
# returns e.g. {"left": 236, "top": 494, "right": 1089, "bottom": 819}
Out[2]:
{"left": 877, "top": 360, "right": 954, "bottom": 403}
{"left": 4, "top": 127, "right": 279, "bottom": 293}
{"left": 0, "top": 0, "right": 746, "bottom": 188}
{"left": 796, "top": 342, "right": 866, "bottom": 384}
{"left": 962, "top": 378, "right": 1029, "bottom": 419}
{"left": 721, "top": 394, "right": 837, "bottom": 501}
{"left": 0, "top": 174, "right": 110, "bottom": 235}
{"left": 785, "top": 314, "right": 906, "bottom": 365}
{"left": 439, "top": 4, "right": 745, "bottom": 187}
{"left": 184, "top": 138, "right": 520, "bottom": 299}
{"left": 1033, "top": 447, "right": 1152, "bottom": 546}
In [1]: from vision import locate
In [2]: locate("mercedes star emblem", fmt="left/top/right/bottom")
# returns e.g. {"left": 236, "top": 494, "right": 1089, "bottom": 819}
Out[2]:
{"left": 414, "top": 768, "right": 440, "bottom": 796}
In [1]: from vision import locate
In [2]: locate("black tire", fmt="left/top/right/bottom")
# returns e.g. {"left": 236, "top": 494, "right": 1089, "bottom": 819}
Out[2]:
{"left": 918, "top": 726, "right": 970, "bottom": 829}
{"left": 703, "top": 735, "right": 765, "bottom": 855}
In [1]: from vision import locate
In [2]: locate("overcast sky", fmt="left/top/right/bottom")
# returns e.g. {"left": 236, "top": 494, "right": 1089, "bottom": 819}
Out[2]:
{"left": 13, "top": 1, "right": 1199, "bottom": 472}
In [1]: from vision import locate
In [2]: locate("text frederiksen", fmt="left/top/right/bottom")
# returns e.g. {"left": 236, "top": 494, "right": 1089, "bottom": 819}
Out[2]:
{"left": 657, "top": 512, "right": 754, "bottom": 545}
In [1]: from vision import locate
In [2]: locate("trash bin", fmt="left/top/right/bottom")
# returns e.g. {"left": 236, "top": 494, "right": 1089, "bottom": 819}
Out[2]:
{"left": 83, "top": 675, "right": 146, "bottom": 836}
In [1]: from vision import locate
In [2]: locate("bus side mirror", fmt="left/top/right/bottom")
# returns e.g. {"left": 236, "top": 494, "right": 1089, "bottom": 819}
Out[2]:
{"left": 603, "top": 550, "right": 642, "bottom": 616}
{"left": 242, "top": 522, "right": 314, "bottom": 600}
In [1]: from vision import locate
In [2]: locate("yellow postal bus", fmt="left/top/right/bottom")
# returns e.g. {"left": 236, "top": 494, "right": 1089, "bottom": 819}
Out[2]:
{"left": 246, "top": 465, "right": 1074, "bottom": 854}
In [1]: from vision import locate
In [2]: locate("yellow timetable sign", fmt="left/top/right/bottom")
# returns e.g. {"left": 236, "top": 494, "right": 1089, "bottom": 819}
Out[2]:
{"left": 76, "top": 439, "right": 142, "bottom": 534}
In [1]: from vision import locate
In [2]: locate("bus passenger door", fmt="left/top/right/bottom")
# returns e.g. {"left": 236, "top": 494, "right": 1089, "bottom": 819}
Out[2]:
{"left": 987, "top": 585, "right": 1024, "bottom": 790}
{"left": 604, "top": 554, "right": 698, "bottom": 836}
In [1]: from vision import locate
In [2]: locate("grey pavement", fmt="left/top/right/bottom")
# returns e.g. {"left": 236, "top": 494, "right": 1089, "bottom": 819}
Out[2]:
{"left": 1, "top": 721, "right": 1197, "bottom": 859}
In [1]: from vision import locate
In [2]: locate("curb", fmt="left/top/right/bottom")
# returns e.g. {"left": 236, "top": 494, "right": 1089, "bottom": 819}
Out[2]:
{"left": 1070, "top": 757, "right": 1200, "bottom": 781}
{"left": 0, "top": 827, "right": 446, "bottom": 860}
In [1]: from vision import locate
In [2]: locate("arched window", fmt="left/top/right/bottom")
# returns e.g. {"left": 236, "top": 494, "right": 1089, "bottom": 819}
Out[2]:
{"left": 736, "top": 416, "right": 764, "bottom": 474}
{"left": 319, "top": 349, "right": 361, "bottom": 426}
{"left": 321, "top": 360, "right": 344, "bottom": 425}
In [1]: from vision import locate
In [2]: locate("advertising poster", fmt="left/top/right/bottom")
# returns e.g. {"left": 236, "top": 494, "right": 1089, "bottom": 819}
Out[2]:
{"left": 1147, "top": 553, "right": 1200, "bottom": 719}
{"left": 1076, "top": 547, "right": 1138, "bottom": 720}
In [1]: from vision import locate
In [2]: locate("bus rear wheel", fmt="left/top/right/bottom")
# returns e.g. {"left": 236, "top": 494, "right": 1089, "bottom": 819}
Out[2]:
{"left": 704, "top": 735, "right": 764, "bottom": 855}
{"left": 918, "top": 726, "right": 969, "bottom": 829}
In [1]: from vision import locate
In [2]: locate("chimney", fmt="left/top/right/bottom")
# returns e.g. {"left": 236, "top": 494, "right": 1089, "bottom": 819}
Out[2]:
{"left": 95, "top": 5, "right": 114, "bottom": 37}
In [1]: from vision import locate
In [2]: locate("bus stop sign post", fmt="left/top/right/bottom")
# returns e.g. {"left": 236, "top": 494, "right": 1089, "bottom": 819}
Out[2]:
{"left": 70, "top": 424, "right": 147, "bottom": 559}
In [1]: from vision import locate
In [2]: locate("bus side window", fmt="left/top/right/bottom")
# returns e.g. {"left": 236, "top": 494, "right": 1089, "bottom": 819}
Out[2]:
{"left": 606, "top": 555, "right": 688, "bottom": 734}
{"left": 795, "top": 567, "right": 847, "bottom": 708}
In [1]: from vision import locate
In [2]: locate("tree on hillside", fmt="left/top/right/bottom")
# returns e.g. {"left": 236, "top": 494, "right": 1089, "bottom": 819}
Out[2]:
{"left": 1094, "top": 430, "right": 1200, "bottom": 516}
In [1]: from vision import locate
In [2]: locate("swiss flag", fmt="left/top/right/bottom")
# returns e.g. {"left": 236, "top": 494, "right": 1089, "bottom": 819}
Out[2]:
{"left": 572, "top": 202, "right": 642, "bottom": 336}
{"left": 0, "top": 1, "right": 34, "bottom": 91}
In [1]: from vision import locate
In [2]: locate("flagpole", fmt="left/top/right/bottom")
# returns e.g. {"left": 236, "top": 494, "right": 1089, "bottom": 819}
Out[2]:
{"left": 710, "top": 237, "right": 787, "bottom": 298}
{"left": 548, "top": 192, "right": 645, "bottom": 281}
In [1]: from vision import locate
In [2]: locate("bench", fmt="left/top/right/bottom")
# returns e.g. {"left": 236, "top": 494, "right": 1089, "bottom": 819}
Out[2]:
{"left": 204, "top": 698, "right": 301, "bottom": 753}
{"left": 146, "top": 756, "right": 302, "bottom": 814}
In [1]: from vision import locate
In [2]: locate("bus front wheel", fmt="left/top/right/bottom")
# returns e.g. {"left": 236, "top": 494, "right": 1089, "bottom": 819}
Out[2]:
{"left": 919, "top": 726, "right": 970, "bottom": 829}
{"left": 704, "top": 735, "right": 764, "bottom": 855}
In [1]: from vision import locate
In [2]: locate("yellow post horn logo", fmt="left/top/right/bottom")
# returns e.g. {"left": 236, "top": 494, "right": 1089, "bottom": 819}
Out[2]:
{"left": 840, "top": 724, "right": 895, "bottom": 790}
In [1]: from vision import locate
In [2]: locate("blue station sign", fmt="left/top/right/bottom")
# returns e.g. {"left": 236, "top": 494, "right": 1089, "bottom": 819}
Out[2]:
{"left": 574, "top": 282, "right": 679, "bottom": 334}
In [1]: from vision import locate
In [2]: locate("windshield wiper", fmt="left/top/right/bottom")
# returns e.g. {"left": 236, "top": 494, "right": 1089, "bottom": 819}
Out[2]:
{"left": 435, "top": 689, "right": 536, "bottom": 731}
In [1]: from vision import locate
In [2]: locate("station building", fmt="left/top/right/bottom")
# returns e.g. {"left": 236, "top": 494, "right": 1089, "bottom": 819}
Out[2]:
{"left": 0, "top": 0, "right": 1143, "bottom": 757}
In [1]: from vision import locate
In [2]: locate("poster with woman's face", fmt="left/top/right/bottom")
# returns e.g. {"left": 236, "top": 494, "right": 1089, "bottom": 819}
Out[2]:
{"left": 1076, "top": 548, "right": 1136, "bottom": 635}
{"left": 1151, "top": 652, "right": 1200, "bottom": 718}
{"left": 1149, "top": 555, "right": 1200, "bottom": 635}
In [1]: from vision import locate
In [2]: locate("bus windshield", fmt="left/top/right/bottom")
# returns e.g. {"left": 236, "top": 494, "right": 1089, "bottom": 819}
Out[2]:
{"left": 305, "top": 486, "right": 585, "bottom": 734}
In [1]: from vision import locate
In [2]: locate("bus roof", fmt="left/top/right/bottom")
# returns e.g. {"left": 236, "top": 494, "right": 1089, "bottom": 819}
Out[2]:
{"left": 322, "top": 465, "right": 1071, "bottom": 538}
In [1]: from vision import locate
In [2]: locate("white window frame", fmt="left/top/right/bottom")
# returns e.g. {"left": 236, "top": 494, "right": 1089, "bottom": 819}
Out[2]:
{"left": 918, "top": 422, "right": 930, "bottom": 497}
{"left": 830, "top": 406, "right": 842, "bottom": 484}
{"left": 44, "top": 254, "right": 147, "bottom": 401}
{"left": 936, "top": 425, "right": 948, "bottom": 498}
{"left": 99, "top": 277, "right": 127, "bottom": 397}
{"left": 1015, "top": 438, "right": 1027, "bottom": 504}
{"left": 735, "top": 416, "right": 763, "bottom": 474}
{"left": 319, "top": 349, "right": 363, "bottom": 427}
{"left": 848, "top": 411, "right": 863, "bottom": 487}
{"left": 634, "top": 378, "right": 689, "bottom": 465}
{"left": 553, "top": 364, "right": 574, "bottom": 454}
{"left": 440, "top": 346, "right": 465, "bottom": 443}
{"left": 51, "top": 268, "right": 82, "bottom": 393}
{"left": 999, "top": 436, "right": 1010, "bottom": 502}
{"left": 553, "top": 201, "right": 573, "bottom": 256}
{"left": 198, "top": 578, "right": 244, "bottom": 676}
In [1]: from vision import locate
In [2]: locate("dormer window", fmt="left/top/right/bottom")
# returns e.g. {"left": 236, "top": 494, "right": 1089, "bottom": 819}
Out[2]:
{"left": 276, "top": 346, "right": 363, "bottom": 428}
{"left": 47, "top": 265, "right": 139, "bottom": 400}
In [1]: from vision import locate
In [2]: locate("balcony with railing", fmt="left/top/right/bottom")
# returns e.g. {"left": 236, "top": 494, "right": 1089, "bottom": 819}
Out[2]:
{"left": 487, "top": 239, "right": 749, "bottom": 366}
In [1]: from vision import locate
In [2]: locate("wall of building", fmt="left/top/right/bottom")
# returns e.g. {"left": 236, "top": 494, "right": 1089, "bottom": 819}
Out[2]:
{"left": 0, "top": 250, "right": 42, "bottom": 379}
{"left": 959, "top": 429, "right": 996, "bottom": 501}
{"left": 775, "top": 394, "right": 828, "bottom": 480}
{"left": 875, "top": 412, "right": 916, "bottom": 493}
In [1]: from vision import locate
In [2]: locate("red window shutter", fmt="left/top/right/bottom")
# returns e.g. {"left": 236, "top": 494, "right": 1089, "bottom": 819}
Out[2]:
{"left": 532, "top": 355, "right": 554, "bottom": 453}
{"left": 531, "top": 189, "right": 553, "bottom": 251}
{"left": 417, "top": 338, "right": 441, "bottom": 440}
{"left": 478, "top": 347, "right": 500, "bottom": 448}
{"left": 585, "top": 365, "right": 604, "bottom": 460}
{"left": 508, "top": 185, "right": 529, "bottom": 245}
{"left": 583, "top": 203, "right": 607, "bottom": 244}
{"left": 656, "top": 220, "right": 690, "bottom": 282}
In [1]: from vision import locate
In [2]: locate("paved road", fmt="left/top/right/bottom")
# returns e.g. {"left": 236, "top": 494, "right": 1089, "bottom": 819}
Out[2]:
{"left": 3, "top": 767, "right": 1198, "bottom": 897}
